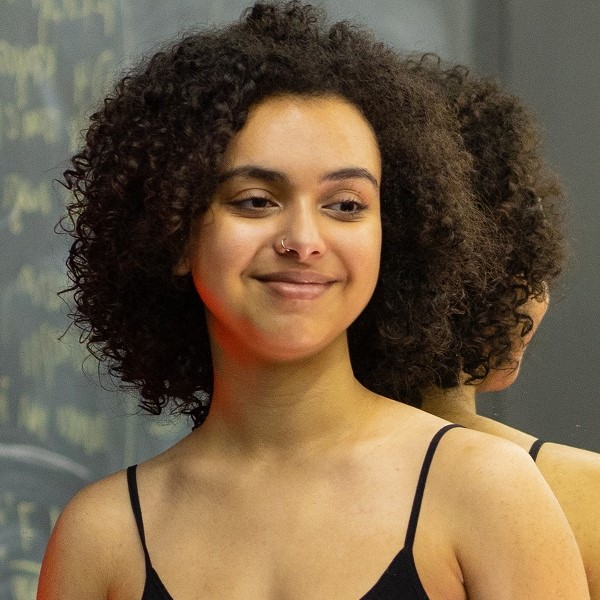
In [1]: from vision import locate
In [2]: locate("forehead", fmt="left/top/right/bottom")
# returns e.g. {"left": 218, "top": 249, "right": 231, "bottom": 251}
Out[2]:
{"left": 219, "top": 94, "right": 382, "bottom": 178}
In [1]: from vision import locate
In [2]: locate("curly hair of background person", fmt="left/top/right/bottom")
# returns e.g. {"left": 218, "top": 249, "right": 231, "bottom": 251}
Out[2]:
{"left": 406, "top": 54, "right": 566, "bottom": 386}
{"left": 60, "top": 1, "right": 501, "bottom": 425}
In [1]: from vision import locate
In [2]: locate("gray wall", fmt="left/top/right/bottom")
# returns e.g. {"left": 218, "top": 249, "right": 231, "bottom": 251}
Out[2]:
{"left": 474, "top": 0, "right": 600, "bottom": 452}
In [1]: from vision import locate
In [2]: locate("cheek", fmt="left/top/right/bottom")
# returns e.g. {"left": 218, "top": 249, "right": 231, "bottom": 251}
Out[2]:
{"left": 191, "top": 219, "right": 244, "bottom": 272}
{"left": 343, "top": 223, "right": 381, "bottom": 311}
{"left": 355, "top": 223, "right": 381, "bottom": 283}
{"left": 360, "top": 248, "right": 381, "bottom": 294}
{"left": 478, "top": 295, "right": 549, "bottom": 393}
{"left": 188, "top": 226, "right": 230, "bottom": 305}
{"left": 189, "top": 220, "right": 264, "bottom": 302}
{"left": 477, "top": 364, "right": 521, "bottom": 393}
{"left": 529, "top": 296, "right": 549, "bottom": 337}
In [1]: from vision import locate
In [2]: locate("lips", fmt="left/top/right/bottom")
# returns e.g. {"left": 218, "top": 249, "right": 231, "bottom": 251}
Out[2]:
{"left": 255, "top": 271, "right": 335, "bottom": 284}
{"left": 253, "top": 270, "right": 337, "bottom": 300}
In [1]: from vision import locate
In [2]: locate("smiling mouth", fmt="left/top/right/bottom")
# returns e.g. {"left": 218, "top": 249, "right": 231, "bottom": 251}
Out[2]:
{"left": 255, "top": 271, "right": 335, "bottom": 284}
{"left": 254, "top": 271, "right": 336, "bottom": 300}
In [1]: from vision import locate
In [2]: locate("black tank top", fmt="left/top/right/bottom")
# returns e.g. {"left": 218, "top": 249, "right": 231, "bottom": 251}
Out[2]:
{"left": 127, "top": 423, "right": 461, "bottom": 600}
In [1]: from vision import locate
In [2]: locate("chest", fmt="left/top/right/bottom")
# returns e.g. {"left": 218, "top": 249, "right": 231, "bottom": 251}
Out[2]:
{"left": 112, "top": 468, "right": 464, "bottom": 600}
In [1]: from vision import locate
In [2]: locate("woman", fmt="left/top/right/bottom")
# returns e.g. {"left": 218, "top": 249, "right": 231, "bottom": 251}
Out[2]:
{"left": 38, "top": 3, "right": 589, "bottom": 599}
{"left": 411, "top": 57, "right": 600, "bottom": 597}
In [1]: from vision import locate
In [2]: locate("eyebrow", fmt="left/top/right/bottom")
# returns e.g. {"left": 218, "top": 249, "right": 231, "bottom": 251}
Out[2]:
{"left": 217, "top": 165, "right": 379, "bottom": 190}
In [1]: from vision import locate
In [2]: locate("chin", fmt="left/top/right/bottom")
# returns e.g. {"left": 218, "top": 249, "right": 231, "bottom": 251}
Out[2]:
{"left": 260, "top": 339, "right": 335, "bottom": 363}
{"left": 247, "top": 327, "right": 345, "bottom": 364}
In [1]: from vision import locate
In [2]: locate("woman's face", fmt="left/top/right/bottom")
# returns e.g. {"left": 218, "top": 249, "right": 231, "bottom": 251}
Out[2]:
{"left": 477, "top": 291, "right": 550, "bottom": 392}
{"left": 181, "top": 94, "right": 382, "bottom": 362}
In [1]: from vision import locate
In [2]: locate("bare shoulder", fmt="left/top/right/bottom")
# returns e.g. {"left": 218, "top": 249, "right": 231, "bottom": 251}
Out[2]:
{"left": 37, "top": 469, "right": 140, "bottom": 600}
{"left": 538, "top": 441, "right": 600, "bottom": 494}
{"left": 537, "top": 442, "right": 600, "bottom": 598}
{"left": 432, "top": 426, "right": 552, "bottom": 503}
{"left": 430, "top": 428, "right": 590, "bottom": 599}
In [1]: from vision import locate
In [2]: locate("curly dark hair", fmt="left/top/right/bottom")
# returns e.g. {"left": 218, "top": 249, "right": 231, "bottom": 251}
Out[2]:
{"left": 406, "top": 55, "right": 565, "bottom": 383}
{"left": 60, "top": 1, "right": 501, "bottom": 426}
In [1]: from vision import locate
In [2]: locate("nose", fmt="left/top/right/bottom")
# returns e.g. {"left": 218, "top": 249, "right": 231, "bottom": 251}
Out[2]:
{"left": 275, "top": 202, "right": 326, "bottom": 261}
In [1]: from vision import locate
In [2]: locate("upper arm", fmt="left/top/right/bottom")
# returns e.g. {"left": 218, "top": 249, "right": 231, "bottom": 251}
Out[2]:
{"left": 37, "top": 473, "right": 131, "bottom": 600}
{"left": 449, "top": 436, "right": 590, "bottom": 600}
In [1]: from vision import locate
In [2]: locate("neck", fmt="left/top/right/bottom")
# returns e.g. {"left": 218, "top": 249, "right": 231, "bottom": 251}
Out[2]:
{"left": 420, "top": 383, "right": 537, "bottom": 451}
{"left": 196, "top": 333, "right": 379, "bottom": 459}
{"left": 420, "top": 384, "right": 478, "bottom": 426}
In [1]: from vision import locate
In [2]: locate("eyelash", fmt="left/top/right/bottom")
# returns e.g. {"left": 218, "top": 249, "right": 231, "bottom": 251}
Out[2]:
{"left": 227, "top": 196, "right": 368, "bottom": 219}
{"left": 324, "top": 199, "right": 367, "bottom": 219}
{"left": 228, "top": 196, "right": 278, "bottom": 213}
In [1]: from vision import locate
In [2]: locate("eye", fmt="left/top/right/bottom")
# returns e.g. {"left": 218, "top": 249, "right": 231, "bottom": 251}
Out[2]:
{"left": 228, "top": 196, "right": 279, "bottom": 216}
{"left": 323, "top": 199, "right": 367, "bottom": 220}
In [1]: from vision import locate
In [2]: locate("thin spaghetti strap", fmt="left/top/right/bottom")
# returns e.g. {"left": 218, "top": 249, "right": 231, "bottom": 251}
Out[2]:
{"left": 404, "top": 424, "right": 462, "bottom": 549}
{"left": 529, "top": 439, "right": 545, "bottom": 462}
{"left": 126, "top": 465, "right": 152, "bottom": 566}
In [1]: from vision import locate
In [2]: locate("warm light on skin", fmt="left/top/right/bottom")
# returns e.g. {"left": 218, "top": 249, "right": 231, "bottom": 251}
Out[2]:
{"left": 179, "top": 94, "right": 382, "bottom": 364}
{"left": 477, "top": 291, "right": 550, "bottom": 392}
